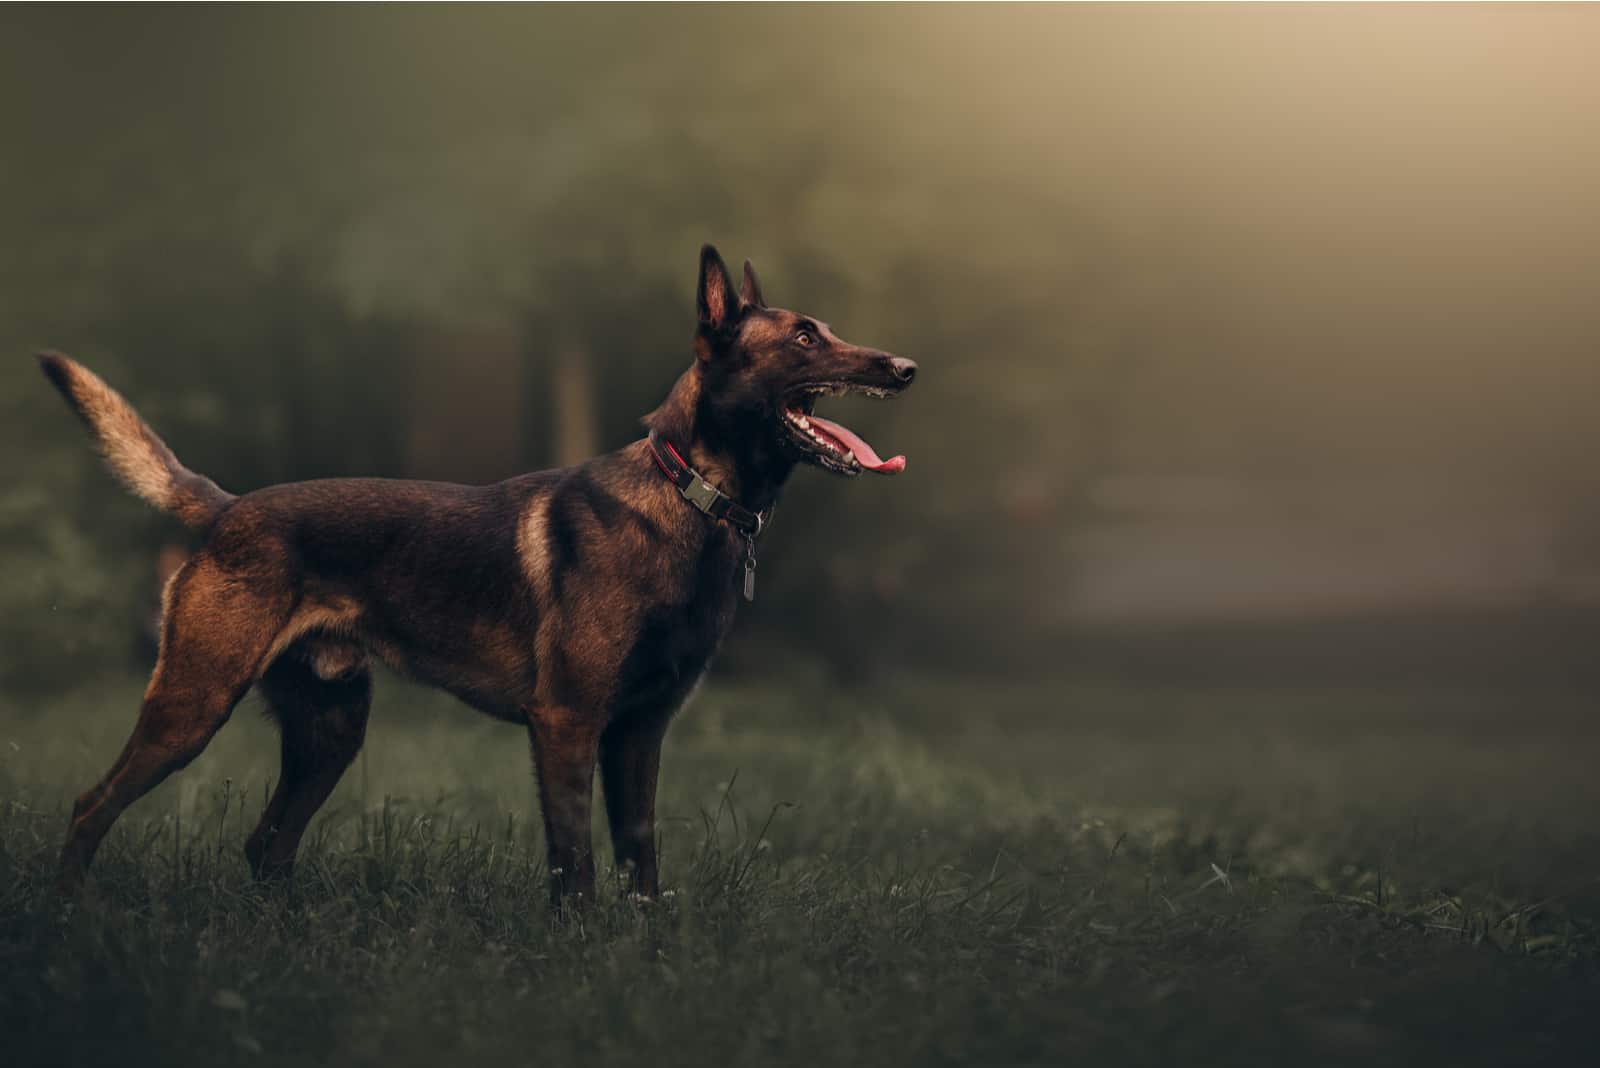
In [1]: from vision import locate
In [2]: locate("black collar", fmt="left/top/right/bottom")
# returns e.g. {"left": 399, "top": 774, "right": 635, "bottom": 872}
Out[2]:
{"left": 646, "top": 429, "right": 772, "bottom": 539}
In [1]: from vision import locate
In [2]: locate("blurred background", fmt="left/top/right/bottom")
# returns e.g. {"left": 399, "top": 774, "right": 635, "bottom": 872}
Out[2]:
{"left": 4, "top": 4, "right": 1599, "bottom": 700}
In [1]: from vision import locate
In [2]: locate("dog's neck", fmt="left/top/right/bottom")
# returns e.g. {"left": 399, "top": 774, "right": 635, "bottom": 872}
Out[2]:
{"left": 644, "top": 365, "right": 795, "bottom": 517}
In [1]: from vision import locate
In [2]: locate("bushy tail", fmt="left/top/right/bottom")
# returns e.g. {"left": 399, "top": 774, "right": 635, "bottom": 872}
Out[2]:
{"left": 39, "top": 351, "right": 234, "bottom": 530}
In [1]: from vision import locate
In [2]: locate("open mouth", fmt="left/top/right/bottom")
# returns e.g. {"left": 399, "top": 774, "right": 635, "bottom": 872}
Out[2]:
{"left": 780, "top": 384, "right": 907, "bottom": 476}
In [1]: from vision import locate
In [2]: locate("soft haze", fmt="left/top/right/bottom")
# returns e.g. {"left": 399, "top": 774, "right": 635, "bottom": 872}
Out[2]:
{"left": 4, "top": 5, "right": 1598, "bottom": 687}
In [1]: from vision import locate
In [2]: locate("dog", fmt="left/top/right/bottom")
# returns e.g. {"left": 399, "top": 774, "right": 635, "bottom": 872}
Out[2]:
{"left": 41, "top": 245, "right": 915, "bottom": 903}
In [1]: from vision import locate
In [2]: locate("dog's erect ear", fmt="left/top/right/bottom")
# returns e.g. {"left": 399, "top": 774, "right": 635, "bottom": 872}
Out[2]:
{"left": 739, "top": 260, "right": 766, "bottom": 309}
{"left": 697, "top": 245, "right": 740, "bottom": 331}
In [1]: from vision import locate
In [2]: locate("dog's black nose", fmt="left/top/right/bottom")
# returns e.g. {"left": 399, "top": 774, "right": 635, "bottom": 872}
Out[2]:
{"left": 888, "top": 357, "right": 918, "bottom": 384}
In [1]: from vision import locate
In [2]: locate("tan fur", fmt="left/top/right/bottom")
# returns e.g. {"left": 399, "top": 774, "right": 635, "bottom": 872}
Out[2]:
{"left": 738, "top": 315, "right": 785, "bottom": 346}
{"left": 68, "top": 364, "right": 174, "bottom": 506}
{"left": 516, "top": 492, "right": 553, "bottom": 607}
{"left": 703, "top": 276, "right": 729, "bottom": 324}
{"left": 262, "top": 595, "right": 365, "bottom": 668}
{"left": 142, "top": 559, "right": 187, "bottom": 701}
{"left": 40, "top": 353, "right": 233, "bottom": 529}
{"left": 301, "top": 638, "right": 368, "bottom": 681}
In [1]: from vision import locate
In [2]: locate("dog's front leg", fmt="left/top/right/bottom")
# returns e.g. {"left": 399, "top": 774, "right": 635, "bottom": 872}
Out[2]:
{"left": 600, "top": 712, "right": 671, "bottom": 898}
{"left": 526, "top": 706, "right": 601, "bottom": 907}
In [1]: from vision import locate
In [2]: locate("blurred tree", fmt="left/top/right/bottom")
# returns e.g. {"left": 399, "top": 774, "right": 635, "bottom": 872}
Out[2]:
{"left": 1, "top": 6, "right": 1140, "bottom": 691}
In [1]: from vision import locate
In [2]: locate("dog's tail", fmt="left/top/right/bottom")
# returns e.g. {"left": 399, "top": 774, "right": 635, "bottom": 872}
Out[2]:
{"left": 39, "top": 351, "right": 235, "bottom": 530}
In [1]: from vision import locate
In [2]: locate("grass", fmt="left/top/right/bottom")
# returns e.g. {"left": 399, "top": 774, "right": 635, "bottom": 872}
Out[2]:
{"left": 2, "top": 672, "right": 1598, "bottom": 1066}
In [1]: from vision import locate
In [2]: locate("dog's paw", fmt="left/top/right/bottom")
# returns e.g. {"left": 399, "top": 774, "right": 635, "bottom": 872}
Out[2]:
{"left": 624, "top": 888, "right": 678, "bottom": 907}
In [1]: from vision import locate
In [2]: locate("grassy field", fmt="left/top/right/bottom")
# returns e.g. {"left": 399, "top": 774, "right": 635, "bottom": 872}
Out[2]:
{"left": 2, "top": 671, "right": 1597, "bottom": 1066}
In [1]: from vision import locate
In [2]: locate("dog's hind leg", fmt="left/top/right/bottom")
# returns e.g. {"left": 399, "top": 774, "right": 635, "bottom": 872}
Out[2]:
{"left": 59, "top": 555, "right": 292, "bottom": 891}
{"left": 245, "top": 648, "right": 371, "bottom": 880}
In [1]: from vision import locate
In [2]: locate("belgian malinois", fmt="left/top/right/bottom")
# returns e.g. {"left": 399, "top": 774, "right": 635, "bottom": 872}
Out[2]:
{"left": 41, "top": 245, "right": 915, "bottom": 903}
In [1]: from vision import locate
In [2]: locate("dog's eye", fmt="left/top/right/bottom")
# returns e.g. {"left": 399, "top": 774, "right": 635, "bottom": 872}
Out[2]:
{"left": 795, "top": 331, "right": 815, "bottom": 347}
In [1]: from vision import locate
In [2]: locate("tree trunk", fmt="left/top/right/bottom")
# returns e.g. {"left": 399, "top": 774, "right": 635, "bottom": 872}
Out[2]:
{"left": 552, "top": 343, "right": 598, "bottom": 467}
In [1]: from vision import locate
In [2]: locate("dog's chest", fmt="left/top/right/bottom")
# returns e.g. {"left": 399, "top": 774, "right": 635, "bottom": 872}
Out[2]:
{"left": 610, "top": 546, "right": 741, "bottom": 713}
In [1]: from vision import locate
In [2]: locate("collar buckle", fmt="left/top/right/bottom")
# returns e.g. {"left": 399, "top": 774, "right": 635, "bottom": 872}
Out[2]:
{"left": 648, "top": 428, "right": 772, "bottom": 541}
{"left": 680, "top": 474, "right": 723, "bottom": 513}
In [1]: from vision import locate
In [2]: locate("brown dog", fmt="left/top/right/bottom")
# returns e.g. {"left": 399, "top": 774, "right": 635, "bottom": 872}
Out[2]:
{"left": 42, "top": 246, "right": 915, "bottom": 903}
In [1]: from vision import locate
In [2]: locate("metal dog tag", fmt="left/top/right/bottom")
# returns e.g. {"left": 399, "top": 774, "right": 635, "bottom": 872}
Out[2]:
{"left": 742, "top": 536, "right": 757, "bottom": 602}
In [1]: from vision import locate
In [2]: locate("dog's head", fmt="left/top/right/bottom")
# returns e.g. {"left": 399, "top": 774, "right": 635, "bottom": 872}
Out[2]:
{"left": 692, "top": 245, "right": 916, "bottom": 477}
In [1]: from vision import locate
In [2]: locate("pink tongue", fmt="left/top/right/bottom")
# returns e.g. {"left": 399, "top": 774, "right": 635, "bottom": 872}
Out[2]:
{"left": 805, "top": 414, "right": 907, "bottom": 474}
